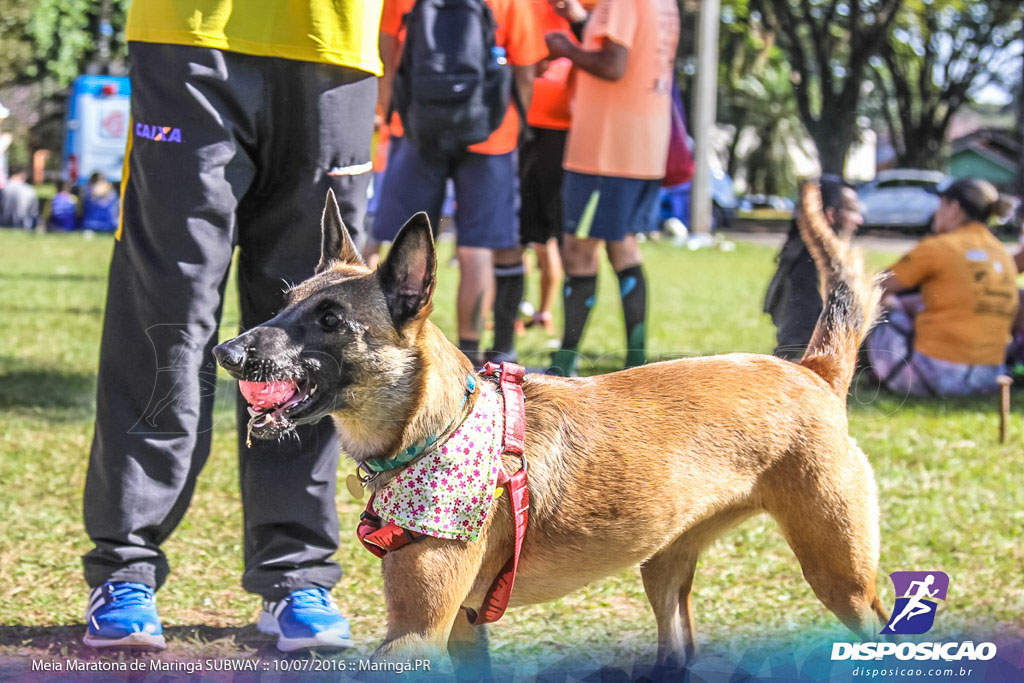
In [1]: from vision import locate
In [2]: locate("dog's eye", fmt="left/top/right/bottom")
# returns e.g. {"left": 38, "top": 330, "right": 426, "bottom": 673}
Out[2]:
{"left": 319, "top": 311, "right": 342, "bottom": 331}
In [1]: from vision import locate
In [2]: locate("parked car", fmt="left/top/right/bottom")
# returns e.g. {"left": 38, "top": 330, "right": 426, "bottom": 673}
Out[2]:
{"left": 858, "top": 169, "right": 949, "bottom": 233}
{"left": 738, "top": 194, "right": 795, "bottom": 213}
{"left": 659, "top": 170, "right": 737, "bottom": 232}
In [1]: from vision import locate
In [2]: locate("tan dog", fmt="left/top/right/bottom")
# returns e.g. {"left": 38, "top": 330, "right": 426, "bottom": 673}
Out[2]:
{"left": 215, "top": 184, "right": 887, "bottom": 674}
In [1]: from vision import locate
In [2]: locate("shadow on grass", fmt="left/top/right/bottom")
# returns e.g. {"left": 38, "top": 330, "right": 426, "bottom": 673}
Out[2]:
{"left": 847, "top": 369, "right": 1022, "bottom": 415}
{"left": 0, "top": 304, "right": 103, "bottom": 317}
{"left": 0, "top": 358, "right": 243, "bottom": 427}
{"left": 0, "top": 623, "right": 278, "bottom": 656}
{"left": 0, "top": 358, "right": 96, "bottom": 416}
{"left": 0, "top": 272, "right": 105, "bottom": 283}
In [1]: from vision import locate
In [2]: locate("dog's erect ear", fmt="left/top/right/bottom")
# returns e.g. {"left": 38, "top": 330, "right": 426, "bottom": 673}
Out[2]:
{"left": 378, "top": 212, "right": 436, "bottom": 327}
{"left": 316, "top": 189, "right": 364, "bottom": 273}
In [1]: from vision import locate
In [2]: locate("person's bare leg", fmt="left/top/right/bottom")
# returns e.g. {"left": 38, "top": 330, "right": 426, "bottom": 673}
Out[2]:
{"left": 533, "top": 238, "right": 562, "bottom": 334}
{"left": 456, "top": 246, "right": 493, "bottom": 365}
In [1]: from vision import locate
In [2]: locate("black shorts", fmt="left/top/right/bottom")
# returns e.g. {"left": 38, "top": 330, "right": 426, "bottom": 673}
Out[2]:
{"left": 518, "top": 127, "right": 567, "bottom": 246}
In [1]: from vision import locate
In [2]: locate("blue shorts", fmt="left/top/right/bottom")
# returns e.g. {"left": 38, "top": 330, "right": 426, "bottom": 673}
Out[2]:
{"left": 373, "top": 137, "right": 518, "bottom": 249}
{"left": 562, "top": 170, "right": 660, "bottom": 241}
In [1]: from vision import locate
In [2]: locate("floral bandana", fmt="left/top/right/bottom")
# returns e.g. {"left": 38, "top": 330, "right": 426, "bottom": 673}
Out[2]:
{"left": 372, "top": 383, "right": 503, "bottom": 542}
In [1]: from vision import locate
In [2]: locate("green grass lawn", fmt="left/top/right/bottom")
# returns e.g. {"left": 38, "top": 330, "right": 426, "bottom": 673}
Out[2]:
{"left": 1, "top": 230, "right": 1021, "bottom": 670}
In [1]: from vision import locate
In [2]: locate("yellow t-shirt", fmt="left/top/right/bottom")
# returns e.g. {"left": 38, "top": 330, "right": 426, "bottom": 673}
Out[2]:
{"left": 563, "top": 0, "right": 680, "bottom": 179}
{"left": 126, "top": 1, "right": 384, "bottom": 75}
{"left": 889, "top": 222, "right": 1019, "bottom": 365}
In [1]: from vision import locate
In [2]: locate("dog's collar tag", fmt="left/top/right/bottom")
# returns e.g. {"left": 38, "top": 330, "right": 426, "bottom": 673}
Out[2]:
{"left": 346, "top": 473, "right": 365, "bottom": 500}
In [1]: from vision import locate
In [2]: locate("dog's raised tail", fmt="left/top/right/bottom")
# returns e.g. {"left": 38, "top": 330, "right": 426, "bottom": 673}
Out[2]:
{"left": 797, "top": 181, "right": 881, "bottom": 397}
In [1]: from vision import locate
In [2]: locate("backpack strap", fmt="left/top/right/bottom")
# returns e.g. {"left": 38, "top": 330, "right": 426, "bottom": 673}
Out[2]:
{"left": 512, "top": 82, "right": 534, "bottom": 146}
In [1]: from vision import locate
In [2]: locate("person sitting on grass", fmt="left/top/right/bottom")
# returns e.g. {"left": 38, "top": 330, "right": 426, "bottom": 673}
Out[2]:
{"left": 866, "top": 177, "right": 1018, "bottom": 397}
{"left": 48, "top": 181, "right": 78, "bottom": 231}
{"left": 79, "top": 173, "right": 119, "bottom": 232}
{"left": 1005, "top": 230, "right": 1024, "bottom": 376}
{"left": 764, "top": 176, "right": 863, "bottom": 360}
{"left": 0, "top": 167, "right": 39, "bottom": 230}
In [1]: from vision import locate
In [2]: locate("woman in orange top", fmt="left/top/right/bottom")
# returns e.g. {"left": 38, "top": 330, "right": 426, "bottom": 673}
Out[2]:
{"left": 867, "top": 178, "right": 1018, "bottom": 396}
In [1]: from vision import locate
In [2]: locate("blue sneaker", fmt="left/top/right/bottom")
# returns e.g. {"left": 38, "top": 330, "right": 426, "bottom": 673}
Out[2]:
{"left": 83, "top": 582, "right": 166, "bottom": 649}
{"left": 257, "top": 587, "right": 354, "bottom": 652}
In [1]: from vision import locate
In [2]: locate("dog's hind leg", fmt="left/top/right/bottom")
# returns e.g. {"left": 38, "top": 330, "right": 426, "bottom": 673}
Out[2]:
{"left": 761, "top": 445, "right": 887, "bottom": 638}
{"left": 447, "top": 613, "right": 492, "bottom": 680}
{"left": 640, "top": 539, "right": 700, "bottom": 667}
{"left": 641, "top": 507, "right": 758, "bottom": 667}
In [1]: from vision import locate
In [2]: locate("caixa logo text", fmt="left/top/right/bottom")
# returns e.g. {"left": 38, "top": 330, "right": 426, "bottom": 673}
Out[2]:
{"left": 135, "top": 123, "right": 182, "bottom": 143}
{"left": 831, "top": 641, "right": 996, "bottom": 661}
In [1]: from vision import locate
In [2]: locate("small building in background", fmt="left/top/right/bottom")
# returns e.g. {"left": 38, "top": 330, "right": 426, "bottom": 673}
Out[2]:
{"left": 949, "top": 128, "right": 1020, "bottom": 192}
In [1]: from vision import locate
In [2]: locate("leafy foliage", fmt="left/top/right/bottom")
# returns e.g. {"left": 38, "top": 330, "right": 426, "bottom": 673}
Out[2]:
{"left": 0, "top": 0, "right": 35, "bottom": 86}
{"left": 719, "top": 1, "right": 803, "bottom": 195}
{"left": 24, "top": 0, "right": 129, "bottom": 87}
{"left": 0, "top": 0, "right": 128, "bottom": 158}
{"left": 871, "top": 0, "right": 1024, "bottom": 168}
{"left": 762, "top": 0, "right": 902, "bottom": 174}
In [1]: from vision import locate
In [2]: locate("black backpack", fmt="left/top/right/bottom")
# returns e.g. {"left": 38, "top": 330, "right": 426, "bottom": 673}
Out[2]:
{"left": 392, "top": 0, "right": 517, "bottom": 157}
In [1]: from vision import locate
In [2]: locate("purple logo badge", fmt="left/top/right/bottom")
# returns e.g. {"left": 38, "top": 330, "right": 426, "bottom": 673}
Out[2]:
{"left": 880, "top": 571, "right": 949, "bottom": 635}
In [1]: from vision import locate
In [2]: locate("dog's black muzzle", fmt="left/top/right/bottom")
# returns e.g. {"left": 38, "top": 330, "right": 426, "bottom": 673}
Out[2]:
{"left": 213, "top": 338, "right": 247, "bottom": 378}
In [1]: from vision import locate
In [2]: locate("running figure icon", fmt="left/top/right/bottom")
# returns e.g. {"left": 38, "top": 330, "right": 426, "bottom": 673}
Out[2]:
{"left": 881, "top": 571, "right": 949, "bottom": 635}
{"left": 887, "top": 574, "right": 938, "bottom": 629}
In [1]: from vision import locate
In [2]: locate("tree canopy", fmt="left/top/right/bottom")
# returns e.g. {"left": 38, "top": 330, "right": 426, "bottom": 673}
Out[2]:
{"left": 0, "top": 0, "right": 128, "bottom": 161}
{"left": 713, "top": 0, "right": 1021, "bottom": 183}
{"left": 872, "top": 0, "right": 1023, "bottom": 169}
{"left": 762, "top": 0, "right": 902, "bottom": 174}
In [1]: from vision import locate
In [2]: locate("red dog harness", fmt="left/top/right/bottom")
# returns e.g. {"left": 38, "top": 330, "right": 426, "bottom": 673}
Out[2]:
{"left": 356, "top": 362, "right": 529, "bottom": 625}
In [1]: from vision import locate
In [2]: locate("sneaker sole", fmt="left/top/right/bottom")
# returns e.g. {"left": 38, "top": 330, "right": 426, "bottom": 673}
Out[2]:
{"left": 256, "top": 612, "right": 353, "bottom": 652}
{"left": 276, "top": 633, "right": 355, "bottom": 653}
{"left": 83, "top": 632, "right": 166, "bottom": 650}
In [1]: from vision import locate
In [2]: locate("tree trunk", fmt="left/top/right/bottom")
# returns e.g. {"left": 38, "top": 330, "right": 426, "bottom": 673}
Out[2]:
{"left": 725, "top": 112, "right": 747, "bottom": 179}
{"left": 810, "top": 119, "right": 856, "bottom": 176}
{"left": 898, "top": 126, "right": 945, "bottom": 169}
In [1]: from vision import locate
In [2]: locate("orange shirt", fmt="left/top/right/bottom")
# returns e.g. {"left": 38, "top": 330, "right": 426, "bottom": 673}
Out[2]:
{"left": 380, "top": 0, "right": 546, "bottom": 155}
{"left": 889, "top": 222, "right": 1019, "bottom": 365}
{"left": 527, "top": 1, "right": 572, "bottom": 131}
{"left": 563, "top": 0, "right": 679, "bottom": 179}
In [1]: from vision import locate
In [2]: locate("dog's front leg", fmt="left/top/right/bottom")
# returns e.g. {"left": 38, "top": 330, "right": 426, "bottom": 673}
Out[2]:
{"left": 374, "top": 536, "right": 487, "bottom": 668}
{"left": 447, "top": 612, "right": 491, "bottom": 679}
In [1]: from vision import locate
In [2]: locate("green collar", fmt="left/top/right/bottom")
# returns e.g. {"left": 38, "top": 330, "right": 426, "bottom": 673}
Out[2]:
{"left": 361, "top": 374, "right": 477, "bottom": 474}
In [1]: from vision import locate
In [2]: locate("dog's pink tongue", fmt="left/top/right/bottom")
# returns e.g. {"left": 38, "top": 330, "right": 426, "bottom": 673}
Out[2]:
{"left": 239, "top": 379, "right": 298, "bottom": 411}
